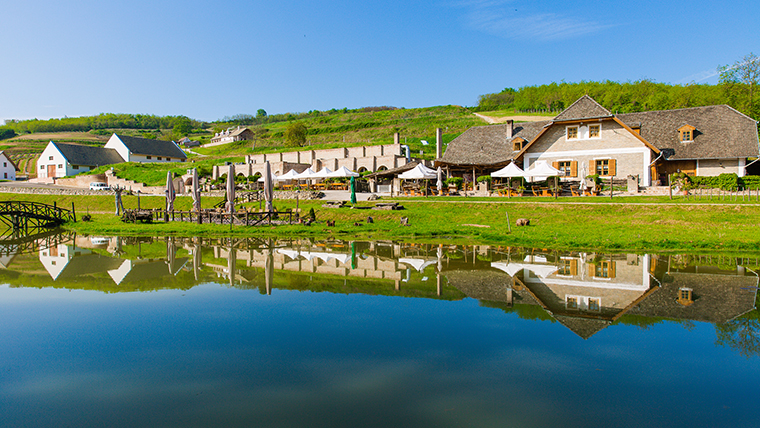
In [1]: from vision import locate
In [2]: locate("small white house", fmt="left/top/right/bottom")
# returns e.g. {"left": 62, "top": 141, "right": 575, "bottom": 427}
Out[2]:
{"left": 37, "top": 142, "right": 124, "bottom": 178}
{"left": 104, "top": 134, "right": 187, "bottom": 163}
{"left": 0, "top": 151, "right": 18, "bottom": 181}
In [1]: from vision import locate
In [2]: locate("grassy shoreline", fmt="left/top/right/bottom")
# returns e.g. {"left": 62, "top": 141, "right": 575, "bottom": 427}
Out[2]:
{"left": 3, "top": 192, "right": 752, "bottom": 254}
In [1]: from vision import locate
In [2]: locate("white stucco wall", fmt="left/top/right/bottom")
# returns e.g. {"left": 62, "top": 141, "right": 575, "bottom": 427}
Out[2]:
{"left": 0, "top": 153, "right": 16, "bottom": 180}
{"left": 523, "top": 120, "right": 655, "bottom": 185}
{"left": 696, "top": 158, "right": 744, "bottom": 177}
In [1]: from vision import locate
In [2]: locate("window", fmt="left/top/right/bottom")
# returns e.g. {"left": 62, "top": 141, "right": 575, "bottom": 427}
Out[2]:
{"left": 595, "top": 159, "right": 609, "bottom": 175}
{"left": 567, "top": 297, "right": 578, "bottom": 310}
{"left": 589, "top": 124, "right": 600, "bottom": 138}
{"left": 58, "top": 164, "right": 63, "bottom": 169}
{"left": 677, "top": 288, "right": 694, "bottom": 306}
{"left": 558, "top": 259, "right": 577, "bottom": 276}
{"left": 593, "top": 261, "right": 616, "bottom": 278}
{"left": 588, "top": 298, "right": 600, "bottom": 311}
{"left": 513, "top": 141, "right": 522, "bottom": 151}
{"left": 3, "top": 173, "right": 6, "bottom": 179}
{"left": 567, "top": 126, "right": 578, "bottom": 139}
{"left": 49, "top": 156, "right": 54, "bottom": 160}
{"left": 558, "top": 161, "right": 572, "bottom": 177}
{"left": 157, "top": 157, "right": 162, "bottom": 160}
{"left": 3, "top": 162, "right": 6, "bottom": 167}
{"left": 678, "top": 124, "right": 696, "bottom": 142}
{"left": 591, "top": 159, "right": 616, "bottom": 176}
{"left": 40, "top": 165, "right": 44, "bottom": 170}
{"left": 73, "top": 165, "right": 79, "bottom": 170}
{"left": 147, "top": 156, "right": 152, "bottom": 160}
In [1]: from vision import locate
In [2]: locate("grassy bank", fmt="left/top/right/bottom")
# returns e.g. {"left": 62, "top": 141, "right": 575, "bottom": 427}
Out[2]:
{"left": 5, "top": 192, "right": 754, "bottom": 253}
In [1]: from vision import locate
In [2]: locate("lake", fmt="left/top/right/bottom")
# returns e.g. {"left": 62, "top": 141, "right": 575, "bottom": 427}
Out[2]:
{"left": 1, "top": 233, "right": 758, "bottom": 427}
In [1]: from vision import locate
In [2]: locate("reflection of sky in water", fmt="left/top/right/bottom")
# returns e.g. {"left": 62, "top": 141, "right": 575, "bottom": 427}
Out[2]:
{"left": 1, "top": 283, "right": 758, "bottom": 428}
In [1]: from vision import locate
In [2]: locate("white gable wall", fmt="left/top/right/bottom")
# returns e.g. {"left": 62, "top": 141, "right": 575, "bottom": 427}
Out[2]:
{"left": 0, "top": 153, "right": 16, "bottom": 181}
{"left": 104, "top": 134, "right": 131, "bottom": 162}
{"left": 37, "top": 143, "right": 70, "bottom": 178}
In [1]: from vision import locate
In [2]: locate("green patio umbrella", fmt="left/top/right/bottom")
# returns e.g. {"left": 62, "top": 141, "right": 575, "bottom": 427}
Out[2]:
{"left": 350, "top": 176, "right": 357, "bottom": 204}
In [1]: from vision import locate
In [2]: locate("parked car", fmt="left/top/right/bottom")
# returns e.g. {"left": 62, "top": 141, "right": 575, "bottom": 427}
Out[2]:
{"left": 89, "top": 182, "right": 110, "bottom": 191}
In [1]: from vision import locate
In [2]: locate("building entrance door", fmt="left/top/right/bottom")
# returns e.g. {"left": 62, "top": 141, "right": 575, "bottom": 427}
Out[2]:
{"left": 47, "top": 165, "right": 56, "bottom": 178}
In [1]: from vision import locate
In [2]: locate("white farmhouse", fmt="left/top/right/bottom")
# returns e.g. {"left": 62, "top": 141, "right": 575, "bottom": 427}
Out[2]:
{"left": 104, "top": 134, "right": 187, "bottom": 163}
{"left": 0, "top": 151, "right": 19, "bottom": 181}
{"left": 37, "top": 142, "right": 124, "bottom": 178}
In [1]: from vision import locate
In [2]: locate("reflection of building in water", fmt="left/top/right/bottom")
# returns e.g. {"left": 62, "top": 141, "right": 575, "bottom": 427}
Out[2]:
{"left": 108, "top": 257, "right": 188, "bottom": 285}
{"left": 40, "top": 244, "right": 122, "bottom": 280}
{"left": 489, "top": 254, "right": 656, "bottom": 339}
{"left": 627, "top": 256, "right": 758, "bottom": 324}
{"left": 39, "top": 242, "right": 187, "bottom": 285}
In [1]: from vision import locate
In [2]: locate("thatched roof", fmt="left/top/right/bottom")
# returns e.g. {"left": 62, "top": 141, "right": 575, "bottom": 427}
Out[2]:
{"left": 618, "top": 105, "right": 759, "bottom": 160}
{"left": 437, "top": 121, "right": 548, "bottom": 167}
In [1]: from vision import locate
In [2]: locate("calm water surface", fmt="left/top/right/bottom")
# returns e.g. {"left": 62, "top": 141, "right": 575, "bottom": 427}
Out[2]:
{"left": 0, "top": 234, "right": 758, "bottom": 427}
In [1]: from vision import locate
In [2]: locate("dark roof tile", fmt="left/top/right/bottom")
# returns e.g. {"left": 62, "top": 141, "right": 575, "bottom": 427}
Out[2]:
{"left": 53, "top": 142, "right": 125, "bottom": 167}
{"left": 114, "top": 134, "right": 187, "bottom": 159}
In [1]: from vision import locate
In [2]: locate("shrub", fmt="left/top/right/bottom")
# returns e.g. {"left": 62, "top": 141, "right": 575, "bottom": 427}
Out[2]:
{"left": 445, "top": 177, "right": 463, "bottom": 189}
{"left": 476, "top": 175, "right": 492, "bottom": 183}
{"left": 585, "top": 174, "right": 602, "bottom": 185}
{"left": 689, "top": 173, "right": 740, "bottom": 190}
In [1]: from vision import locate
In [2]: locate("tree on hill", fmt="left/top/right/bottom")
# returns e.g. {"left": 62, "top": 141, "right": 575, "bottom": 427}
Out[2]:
{"left": 0, "top": 128, "right": 16, "bottom": 140}
{"left": 256, "top": 109, "right": 267, "bottom": 121}
{"left": 172, "top": 116, "right": 193, "bottom": 137}
{"left": 719, "top": 53, "right": 760, "bottom": 120}
{"left": 284, "top": 122, "right": 307, "bottom": 147}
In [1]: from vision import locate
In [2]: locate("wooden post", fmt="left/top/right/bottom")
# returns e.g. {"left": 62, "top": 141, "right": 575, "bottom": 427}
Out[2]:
{"left": 71, "top": 202, "right": 76, "bottom": 222}
{"left": 668, "top": 175, "right": 672, "bottom": 200}
{"left": 609, "top": 176, "right": 613, "bottom": 200}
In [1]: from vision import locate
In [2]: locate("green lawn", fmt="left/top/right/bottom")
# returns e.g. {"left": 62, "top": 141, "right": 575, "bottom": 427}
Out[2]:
{"left": 4, "top": 192, "right": 751, "bottom": 254}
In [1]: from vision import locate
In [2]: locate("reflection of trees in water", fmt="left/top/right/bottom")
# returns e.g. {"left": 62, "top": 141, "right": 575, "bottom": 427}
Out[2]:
{"left": 715, "top": 316, "right": 760, "bottom": 358}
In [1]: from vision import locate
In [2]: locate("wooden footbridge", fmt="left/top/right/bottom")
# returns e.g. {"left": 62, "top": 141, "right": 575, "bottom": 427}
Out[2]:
{"left": 0, "top": 201, "right": 76, "bottom": 236}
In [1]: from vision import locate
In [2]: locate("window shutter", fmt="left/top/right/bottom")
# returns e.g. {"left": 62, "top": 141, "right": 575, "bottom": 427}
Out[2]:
{"left": 587, "top": 263, "right": 595, "bottom": 278}
{"left": 570, "top": 259, "right": 578, "bottom": 276}
{"left": 570, "top": 161, "right": 578, "bottom": 177}
{"left": 589, "top": 160, "right": 596, "bottom": 176}
{"left": 609, "top": 261, "right": 616, "bottom": 279}
{"left": 609, "top": 159, "right": 617, "bottom": 176}
{"left": 552, "top": 161, "right": 559, "bottom": 170}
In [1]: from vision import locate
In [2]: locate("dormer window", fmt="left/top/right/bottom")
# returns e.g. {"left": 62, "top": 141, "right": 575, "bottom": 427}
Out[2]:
{"left": 678, "top": 124, "right": 696, "bottom": 142}
{"left": 677, "top": 288, "right": 694, "bottom": 306}
{"left": 512, "top": 137, "right": 525, "bottom": 151}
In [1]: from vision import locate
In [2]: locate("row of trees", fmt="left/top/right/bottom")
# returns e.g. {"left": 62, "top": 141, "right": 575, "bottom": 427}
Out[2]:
{"left": 1, "top": 113, "right": 206, "bottom": 135}
{"left": 477, "top": 53, "right": 760, "bottom": 121}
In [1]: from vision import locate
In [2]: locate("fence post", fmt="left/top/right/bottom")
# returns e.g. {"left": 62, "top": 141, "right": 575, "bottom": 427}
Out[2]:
{"left": 71, "top": 202, "right": 76, "bottom": 222}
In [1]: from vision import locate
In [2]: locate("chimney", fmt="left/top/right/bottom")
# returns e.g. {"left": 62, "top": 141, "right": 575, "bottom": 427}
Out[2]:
{"left": 394, "top": 132, "right": 400, "bottom": 145}
{"left": 506, "top": 120, "right": 513, "bottom": 139}
{"left": 436, "top": 128, "right": 443, "bottom": 159}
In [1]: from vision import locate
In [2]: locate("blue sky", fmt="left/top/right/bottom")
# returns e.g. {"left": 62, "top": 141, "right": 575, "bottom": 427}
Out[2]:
{"left": 2, "top": 0, "right": 758, "bottom": 123}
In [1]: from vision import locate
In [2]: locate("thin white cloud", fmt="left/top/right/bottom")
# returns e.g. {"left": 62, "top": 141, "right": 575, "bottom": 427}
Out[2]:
{"left": 674, "top": 68, "right": 720, "bottom": 85}
{"left": 451, "top": 0, "right": 614, "bottom": 41}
